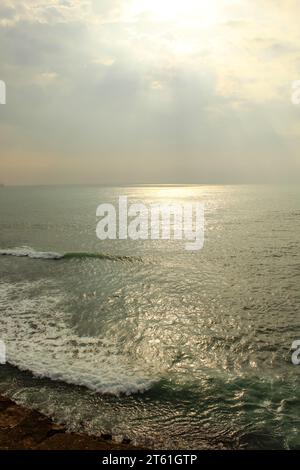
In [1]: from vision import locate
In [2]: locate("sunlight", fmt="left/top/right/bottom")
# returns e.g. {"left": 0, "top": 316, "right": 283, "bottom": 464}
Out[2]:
{"left": 127, "top": 0, "right": 227, "bottom": 61}
{"left": 130, "top": 0, "right": 223, "bottom": 26}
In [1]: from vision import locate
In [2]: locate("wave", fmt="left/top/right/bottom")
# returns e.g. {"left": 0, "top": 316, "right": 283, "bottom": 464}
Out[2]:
{"left": 5, "top": 359, "right": 154, "bottom": 396}
{"left": 0, "top": 246, "right": 62, "bottom": 259}
{"left": 0, "top": 246, "right": 141, "bottom": 262}
{"left": 0, "top": 280, "right": 154, "bottom": 397}
{"left": 63, "top": 252, "right": 141, "bottom": 262}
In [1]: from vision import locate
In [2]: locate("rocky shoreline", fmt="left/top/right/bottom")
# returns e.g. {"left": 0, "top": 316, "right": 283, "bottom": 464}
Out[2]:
{"left": 0, "top": 395, "right": 138, "bottom": 450}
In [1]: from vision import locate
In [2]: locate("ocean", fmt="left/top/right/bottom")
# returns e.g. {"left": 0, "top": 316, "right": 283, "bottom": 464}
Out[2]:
{"left": 0, "top": 184, "right": 299, "bottom": 449}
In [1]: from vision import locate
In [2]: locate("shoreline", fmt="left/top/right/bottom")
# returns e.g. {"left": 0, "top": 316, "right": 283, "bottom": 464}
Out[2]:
{"left": 0, "top": 395, "right": 139, "bottom": 450}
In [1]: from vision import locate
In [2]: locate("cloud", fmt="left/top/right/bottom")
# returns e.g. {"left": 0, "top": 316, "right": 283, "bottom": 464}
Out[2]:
{"left": 0, "top": 0, "right": 300, "bottom": 184}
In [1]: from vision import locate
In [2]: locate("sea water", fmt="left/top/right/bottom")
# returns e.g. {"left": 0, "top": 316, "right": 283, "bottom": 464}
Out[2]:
{"left": 0, "top": 185, "right": 299, "bottom": 449}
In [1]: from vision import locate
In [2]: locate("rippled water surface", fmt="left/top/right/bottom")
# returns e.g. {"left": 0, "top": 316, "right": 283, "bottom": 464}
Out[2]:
{"left": 0, "top": 185, "right": 299, "bottom": 449}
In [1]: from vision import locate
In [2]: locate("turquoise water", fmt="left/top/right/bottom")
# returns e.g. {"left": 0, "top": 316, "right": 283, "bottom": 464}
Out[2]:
{"left": 0, "top": 185, "right": 299, "bottom": 449}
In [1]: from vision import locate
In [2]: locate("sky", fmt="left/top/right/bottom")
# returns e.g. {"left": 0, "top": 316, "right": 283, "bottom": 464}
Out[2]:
{"left": 0, "top": 0, "right": 300, "bottom": 185}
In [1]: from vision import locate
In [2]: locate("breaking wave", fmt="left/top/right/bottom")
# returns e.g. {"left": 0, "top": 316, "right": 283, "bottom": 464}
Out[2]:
{"left": 0, "top": 280, "right": 154, "bottom": 396}
{"left": 0, "top": 246, "right": 141, "bottom": 262}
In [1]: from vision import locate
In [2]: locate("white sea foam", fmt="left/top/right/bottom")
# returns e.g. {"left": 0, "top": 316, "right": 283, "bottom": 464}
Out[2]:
{"left": 0, "top": 280, "right": 154, "bottom": 396}
{"left": 0, "top": 246, "right": 63, "bottom": 259}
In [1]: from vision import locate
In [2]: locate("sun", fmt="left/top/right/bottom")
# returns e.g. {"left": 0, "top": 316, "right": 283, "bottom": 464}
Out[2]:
{"left": 130, "top": 0, "right": 222, "bottom": 26}
{"left": 127, "top": 0, "right": 225, "bottom": 60}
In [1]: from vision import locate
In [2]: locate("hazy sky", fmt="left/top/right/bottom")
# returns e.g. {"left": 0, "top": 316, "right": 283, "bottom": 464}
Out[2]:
{"left": 0, "top": 0, "right": 300, "bottom": 185}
